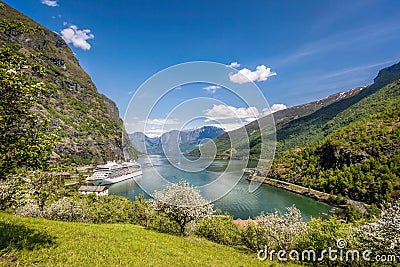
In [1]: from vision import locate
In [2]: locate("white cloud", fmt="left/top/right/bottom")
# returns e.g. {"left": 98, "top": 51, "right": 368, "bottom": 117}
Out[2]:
{"left": 144, "top": 118, "right": 180, "bottom": 125}
{"left": 61, "top": 25, "right": 94, "bottom": 50}
{"left": 205, "top": 104, "right": 259, "bottom": 120}
{"left": 203, "top": 85, "right": 221, "bottom": 93}
{"left": 144, "top": 129, "right": 166, "bottom": 138}
{"left": 41, "top": 0, "right": 58, "bottom": 7}
{"left": 229, "top": 62, "right": 241, "bottom": 68}
{"left": 229, "top": 65, "right": 276, "bottom": 84}
{"left": 262, "top": 104, "right": 287, "bottom": 115}
{"left": 204, "top": 121, "right": 245, "bottom": 132}
{"left": 322, "top": 60, "right": 396, "bottom": 79}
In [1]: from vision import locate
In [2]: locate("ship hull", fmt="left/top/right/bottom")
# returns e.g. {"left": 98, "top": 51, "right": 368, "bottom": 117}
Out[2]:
{"left": 88, "top": 170, "right": 142, "bottom": 186}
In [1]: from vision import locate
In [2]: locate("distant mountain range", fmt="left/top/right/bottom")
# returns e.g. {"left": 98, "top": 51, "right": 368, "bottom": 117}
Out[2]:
{"left": 130, "top": 126, "right": 225, "bottom": 155}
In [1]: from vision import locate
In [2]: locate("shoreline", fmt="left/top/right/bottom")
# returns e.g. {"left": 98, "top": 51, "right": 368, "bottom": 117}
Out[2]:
{"left": 246, "top": 175, "right": 367, "bottom": 213}
{"left": 246, "top": 175, "right": 332, "bottom": 204}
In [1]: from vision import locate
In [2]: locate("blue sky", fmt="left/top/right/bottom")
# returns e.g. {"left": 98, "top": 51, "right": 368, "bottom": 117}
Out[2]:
{"left": 4, "top": 0, "right": 400, "bottom": 134}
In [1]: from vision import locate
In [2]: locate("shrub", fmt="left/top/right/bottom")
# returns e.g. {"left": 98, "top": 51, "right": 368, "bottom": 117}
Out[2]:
{"left": 343, "top": 205, "right": 364, "bottom": 222}
{"left": 44, "top": 197, "right": 93, "bottom": 222}
{"left": 0, "top": 176, "right": 30, "bottom": 211}
{"left": 131, "top": 194, "right": 156, "bottom": 227}
{"left": 256, "top": 206, "right": 306, "bottom": 252}
{"left": 240, "top": 221, "right": 268, "bottom": 252}
{"left": 87, "top": 195, "right": 136, "bottom": 224}
{"left": 296, "top": 216, "right": 356, "bottom": 264}
{"left": 195, "top": 215, "right": 242, "bottom": 246}
{"left": 149, "top": 212, "right": 180, "bottom": 235}
{"left": 356, "top": 200, "right": 400, "bottom": 259}
{"left": 14, "top": 203, "right": 42, "bottom": 218}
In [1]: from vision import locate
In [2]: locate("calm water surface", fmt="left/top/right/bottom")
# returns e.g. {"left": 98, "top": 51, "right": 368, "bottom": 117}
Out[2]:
{"left": 108, "top": 155, "right": 334, "bottom": 220}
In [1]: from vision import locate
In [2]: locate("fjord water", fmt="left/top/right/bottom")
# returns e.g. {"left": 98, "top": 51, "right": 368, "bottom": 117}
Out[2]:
{"left": 109, "top": 155, "right": 333, "bottom": 220}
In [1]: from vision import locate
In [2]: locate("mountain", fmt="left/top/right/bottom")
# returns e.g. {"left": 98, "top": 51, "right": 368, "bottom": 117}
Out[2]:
{"left": 129, "top": 132, "right": 161, "bottom": 155}
{"left": 193, "top": 62, "right": 400, "bottom": 160}
{"left": 190, "top": 85, "right": 367, "bottom": 159}
{"left": 191, "top": 62, "right": 400, "bottom": 204}
{"left": 0, "top": 2, "right": 137, "bottom": 165}
{"left": 130, "top": 126, "right": 225, "bottom": 155}
{"left": 267, "top": 68, "right": 400, "bottom": 204}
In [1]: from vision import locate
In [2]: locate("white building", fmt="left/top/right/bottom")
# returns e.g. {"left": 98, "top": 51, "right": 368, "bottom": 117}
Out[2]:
{"left": 78, "top": 185, "right": 109, "bottom": 196}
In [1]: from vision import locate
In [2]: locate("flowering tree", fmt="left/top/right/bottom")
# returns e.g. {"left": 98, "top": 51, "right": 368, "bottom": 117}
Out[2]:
{"left": 0, "top": 46, "right": 56, "bottom": 179}
{"left": 152, "top": 180, "right": 213, "bottom": 235}
{"left": 356, "top": 200, "right": 400, "bottom": 258}
{"left": 0, "top": 175, "right": 29, "bottom": 210}
{"left": 28, "top": 171, "right": 61, "bottom": 213}
{"left": 256, "top": 206, "right": 307, "bottom": 251}
{"left": 44, "top": 198, "right": 93, "bottom": 222}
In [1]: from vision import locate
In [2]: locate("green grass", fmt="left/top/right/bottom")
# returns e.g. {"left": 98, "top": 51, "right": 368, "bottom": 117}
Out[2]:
{"left": 0, "top": 213, "right": 292, "bottom": 267}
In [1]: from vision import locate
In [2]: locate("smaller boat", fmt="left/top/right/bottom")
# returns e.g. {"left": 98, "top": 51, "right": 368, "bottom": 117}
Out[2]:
{"left": 86, "top": 161, "right": 142, "bottom": 185}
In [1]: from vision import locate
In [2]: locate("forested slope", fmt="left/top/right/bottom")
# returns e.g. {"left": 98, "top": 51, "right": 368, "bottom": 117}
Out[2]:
{"left": 267, "top": 78, "right": 400, "bottom": 204}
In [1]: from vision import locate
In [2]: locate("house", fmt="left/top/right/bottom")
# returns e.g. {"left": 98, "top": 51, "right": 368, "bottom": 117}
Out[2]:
{"left": 78, "top": 185, "right": 109, "bottom": 196}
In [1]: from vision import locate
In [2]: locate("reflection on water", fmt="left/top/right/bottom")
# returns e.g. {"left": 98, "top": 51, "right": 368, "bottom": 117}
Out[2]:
{"left": 108, "top": 155, "right": 333, "bottom": 220}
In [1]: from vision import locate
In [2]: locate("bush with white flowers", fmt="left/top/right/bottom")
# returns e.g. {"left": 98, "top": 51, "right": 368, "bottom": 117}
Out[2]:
{"left": 256, "top": 206, "right": 307, "bottom": 251}
{"left": 44, "top": 197, "right": 93, "bottom": 223}
{"left": 152, "top": 180, "right": 213, "bottom": 235}
{"left": 14, "top": 203, "right": 42, "bottom": 218}
{"left": 356, "top": 200, "right": 400, "bottom": 258}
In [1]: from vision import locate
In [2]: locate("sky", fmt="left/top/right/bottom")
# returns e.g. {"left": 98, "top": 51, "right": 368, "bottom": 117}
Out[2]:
{"left": 4, "top": 0, "right": 400, "bottom": 135}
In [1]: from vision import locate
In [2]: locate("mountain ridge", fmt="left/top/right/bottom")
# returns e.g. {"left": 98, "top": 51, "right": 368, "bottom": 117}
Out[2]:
{"left": 189, "top": 84, "right": 369, "bottom": 159}
{"left": 192, "top": 61, "right": 400, "bottom": 160}
{"left": 130, "top": 126, "right": 225, "bottom": 155}
{"left": 0, "top": 2, "right": 137, "bottom": 165}
{"left": 266, "top": 75, "right": 400, "bottom": 204}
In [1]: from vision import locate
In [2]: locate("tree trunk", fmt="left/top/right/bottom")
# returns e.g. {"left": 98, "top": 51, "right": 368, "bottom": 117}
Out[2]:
{"left": 180, "top": 223, "right": 185, "bottom": 235}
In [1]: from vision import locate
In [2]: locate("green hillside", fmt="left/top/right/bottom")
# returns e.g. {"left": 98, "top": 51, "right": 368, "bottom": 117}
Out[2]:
{"left": 267, "top": 78, "right": 400, "bottom": 204}
{"left": 188, "top": 62, "right": 400, "bottom": 204}
{"left": 194, "top": 62, "right": 400, "bottom": 161}
{"left": 0, "top": 212, "right": 283, "bottom": 267}
{"left": 273, "top": 62, "right": 400, "bottom": 154}
{"left": 0, "top": 2, "right": 137, "bottom": 166}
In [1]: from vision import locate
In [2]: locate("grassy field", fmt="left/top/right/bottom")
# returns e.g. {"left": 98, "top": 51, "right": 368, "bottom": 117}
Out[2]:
{"left": 0, "top": 213, "right": 291, "bottom": 267}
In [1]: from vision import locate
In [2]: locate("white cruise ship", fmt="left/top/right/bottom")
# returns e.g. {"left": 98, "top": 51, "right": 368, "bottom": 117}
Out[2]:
{"left": 86, "top": 161, "right": 142, "bottom": 185}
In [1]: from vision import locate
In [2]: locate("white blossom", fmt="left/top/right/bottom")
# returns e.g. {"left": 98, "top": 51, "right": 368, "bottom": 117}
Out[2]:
{"left": 6, "top": 69, "right": 17, "bottom": 75}
{"left": 356, "top": 200, "right": 400, "bottom": 257}
{"left": 152, "top": 180, "right": 213, "bottom": 234}
{"left": 44, "top": 197, "right": 93, "bottom": 222}
{"left": 256, "top": 206, "right": 306, "bottom": 251}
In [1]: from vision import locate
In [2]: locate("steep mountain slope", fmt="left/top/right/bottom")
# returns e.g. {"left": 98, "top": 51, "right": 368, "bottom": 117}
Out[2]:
{"left": 273, "top": 63, "right": 400, "bottom": 153}
{"left": 190, "top": 85, "right": 366, "bottom": 159}
{"left": 130, "top": 126, "right": 224, "bottom": 154}
{"left": 129, "top": 132, "right": 161, "bottom": 154}
{"left": 197, "top": 62, "right": 400, "bottom": 160}
{"left": 0, "top": 2, "right": 137, "bottom": 165}
{"left": 267, "top": 78, "right": 400, "bottom": 204}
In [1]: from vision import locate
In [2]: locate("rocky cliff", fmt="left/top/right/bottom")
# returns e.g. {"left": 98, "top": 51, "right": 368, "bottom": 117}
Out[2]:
{"left": 0, "top": 2, "right": 137, "bottom": 165}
